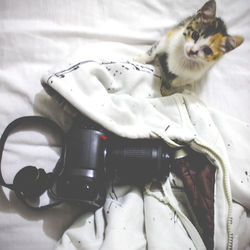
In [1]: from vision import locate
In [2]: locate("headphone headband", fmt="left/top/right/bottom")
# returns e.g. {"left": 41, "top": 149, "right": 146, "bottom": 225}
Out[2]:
{"left": 0, "top": 116, "right": 66, "bottom": 209}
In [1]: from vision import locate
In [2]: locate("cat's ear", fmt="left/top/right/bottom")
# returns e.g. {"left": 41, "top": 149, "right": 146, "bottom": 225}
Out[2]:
{"left": 223, "top": 36, "right": 244, "bottom": 53}
{"left": 197, "top": 0, "right": 216, "bottom": 22}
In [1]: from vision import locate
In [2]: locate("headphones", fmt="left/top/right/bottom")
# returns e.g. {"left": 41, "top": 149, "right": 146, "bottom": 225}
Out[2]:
{"left": 0, "top": 116, "right": 66, "bottom": 209}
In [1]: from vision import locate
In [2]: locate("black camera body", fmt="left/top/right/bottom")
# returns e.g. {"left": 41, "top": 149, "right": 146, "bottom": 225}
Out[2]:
{"left": 50, "top": 115, "right": 172, "bottom": 209}
{"left": 50, "top": 116, "right": 108, "bottom": 208}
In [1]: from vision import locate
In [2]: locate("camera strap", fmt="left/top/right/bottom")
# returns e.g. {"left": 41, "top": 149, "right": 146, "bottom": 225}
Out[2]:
{"left": 0, "top": 116, "right": 66, "bottom": 209}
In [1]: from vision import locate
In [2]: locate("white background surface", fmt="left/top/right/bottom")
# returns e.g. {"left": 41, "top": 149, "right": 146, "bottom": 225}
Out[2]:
{"left": 0, "top": 0, "right": 249, "bottom": 249}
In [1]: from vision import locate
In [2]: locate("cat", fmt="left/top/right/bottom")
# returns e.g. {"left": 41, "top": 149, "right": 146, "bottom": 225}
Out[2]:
{"left": 135, "top": 0, "right": 244, "bottom": 96}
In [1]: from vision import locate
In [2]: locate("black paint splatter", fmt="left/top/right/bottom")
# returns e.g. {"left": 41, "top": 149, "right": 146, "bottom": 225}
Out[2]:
{"left": 165, "top": 125, "right": 170, "bottom": 131}
{"left": 47, "top": 59, "right": 161, "bottom": 87}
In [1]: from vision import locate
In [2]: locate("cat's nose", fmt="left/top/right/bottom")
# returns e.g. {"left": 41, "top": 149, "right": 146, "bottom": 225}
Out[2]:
{"left": 189, "top": 50, "right": 198, "bottom": 56}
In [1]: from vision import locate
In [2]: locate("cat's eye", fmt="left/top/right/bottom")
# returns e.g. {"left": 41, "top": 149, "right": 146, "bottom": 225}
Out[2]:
{"left": 203, "top": 46, "right": 213, "bottom": 55}
{"left": 191, "top": 31, "right": 200, "bottom": 41}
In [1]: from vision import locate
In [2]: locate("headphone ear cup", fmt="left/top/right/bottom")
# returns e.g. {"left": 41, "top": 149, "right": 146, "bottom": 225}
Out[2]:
{"left": 13, "top": 166, "right": 49, "bottom": 199}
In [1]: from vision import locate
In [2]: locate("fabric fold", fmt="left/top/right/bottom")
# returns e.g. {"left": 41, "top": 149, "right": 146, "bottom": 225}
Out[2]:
{"left": 41, "top": 50, "right": 250, "bottom": 250}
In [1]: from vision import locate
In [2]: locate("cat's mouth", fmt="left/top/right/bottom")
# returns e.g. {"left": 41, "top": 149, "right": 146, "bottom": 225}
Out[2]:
{"left": 184, "top": 49, "right": 198, "bottom": 60}
{"left": 182, "top": 47, "right": 206, "bottom": 69}
{"left": 184, "top": 49, "right": 206, "bottom": 65}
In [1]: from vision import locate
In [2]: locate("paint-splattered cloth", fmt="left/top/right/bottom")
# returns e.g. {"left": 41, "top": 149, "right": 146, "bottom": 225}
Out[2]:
{"left": 42, "top": 44, "right": 250, "bottom": 250}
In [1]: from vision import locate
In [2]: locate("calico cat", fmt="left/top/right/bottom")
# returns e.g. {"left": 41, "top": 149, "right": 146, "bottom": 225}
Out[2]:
{"left": 135, "top": 0, "right": 244, "bottom": 96}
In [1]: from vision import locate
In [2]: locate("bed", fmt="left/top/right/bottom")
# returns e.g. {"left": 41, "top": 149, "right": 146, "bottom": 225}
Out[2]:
{"left": 0, "top": 0, "right": 249, "bottom": 249}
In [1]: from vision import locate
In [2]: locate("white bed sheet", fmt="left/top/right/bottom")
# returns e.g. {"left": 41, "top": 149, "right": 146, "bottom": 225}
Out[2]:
{"left": 0, "top": 0, "right": 249, "bottom": 249}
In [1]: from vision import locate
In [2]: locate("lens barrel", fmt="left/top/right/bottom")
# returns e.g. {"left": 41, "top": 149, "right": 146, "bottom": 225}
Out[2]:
{"left": 107, "top": 138, "right": 171, "bottom": 184}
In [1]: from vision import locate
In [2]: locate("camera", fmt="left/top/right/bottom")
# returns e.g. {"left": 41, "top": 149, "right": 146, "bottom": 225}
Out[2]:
{"left": 0, "top": 115, "right": 172, "bottom": 210}
{"left": 50, "top": 115, "right": 172, "bottom": 209}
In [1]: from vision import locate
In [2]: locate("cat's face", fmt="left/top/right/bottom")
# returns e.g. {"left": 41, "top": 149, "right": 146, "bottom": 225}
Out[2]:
{"left": 183, "top": 0, "right": 243, "bottom": 64}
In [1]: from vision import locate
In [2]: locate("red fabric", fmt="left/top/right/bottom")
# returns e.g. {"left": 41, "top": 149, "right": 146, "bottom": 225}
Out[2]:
{"left": 173, "top": 151, "right": 215, "bottom": 250}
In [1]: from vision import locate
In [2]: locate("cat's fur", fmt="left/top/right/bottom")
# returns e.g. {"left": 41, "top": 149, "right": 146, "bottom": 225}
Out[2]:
{"left": 135, "top": 0, "right": 244, "bottom": 96}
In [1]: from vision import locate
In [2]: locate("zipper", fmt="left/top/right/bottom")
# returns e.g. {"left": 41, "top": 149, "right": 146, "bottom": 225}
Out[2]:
{"left": 153, "top": 130, "right": 233, "bottom": 249}
{"left": 174, "top": 94, "right": 234, "bottom": 249}
{"left": 152, "top": 94, "right": 233, "bottom": 249}
{"left": 191, "top": 140, "right": 233, "bottom": 250}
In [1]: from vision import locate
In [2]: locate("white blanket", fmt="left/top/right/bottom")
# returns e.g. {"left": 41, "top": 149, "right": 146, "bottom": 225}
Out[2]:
{"left": 1, "top": 0, "right": 250, "bottom": 249}
{"left": 41, "top": 44, "right": 250, "bottom": 249}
